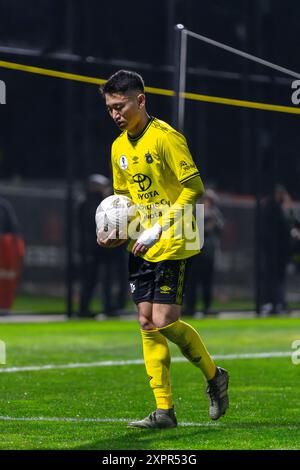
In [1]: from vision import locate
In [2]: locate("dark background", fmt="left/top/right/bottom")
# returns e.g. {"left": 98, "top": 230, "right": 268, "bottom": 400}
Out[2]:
{"left": 0, "top": 0, "right": 300, "bottom": 198}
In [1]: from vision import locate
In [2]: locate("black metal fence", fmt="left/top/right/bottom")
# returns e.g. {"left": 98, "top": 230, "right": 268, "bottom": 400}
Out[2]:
{"left": 2, "top": 182, "right": 299, "bottom": 309}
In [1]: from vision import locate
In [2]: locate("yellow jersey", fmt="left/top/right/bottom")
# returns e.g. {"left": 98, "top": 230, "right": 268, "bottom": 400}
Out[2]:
{"left": 111, "top": 117, "right": 201, "bottom": 262}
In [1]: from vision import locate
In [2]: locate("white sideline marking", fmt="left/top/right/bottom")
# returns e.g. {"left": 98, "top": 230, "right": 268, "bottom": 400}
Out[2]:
{"left": 0, "top": 351, "right": 291, "bottom": 374}
{"left": 0, "top": 415, "right": 220, "bottom": 427}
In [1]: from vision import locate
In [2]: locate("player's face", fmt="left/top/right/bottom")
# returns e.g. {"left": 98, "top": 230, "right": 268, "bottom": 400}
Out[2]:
{"left": 105, "top": 92, "right": 145, "bottom": 132}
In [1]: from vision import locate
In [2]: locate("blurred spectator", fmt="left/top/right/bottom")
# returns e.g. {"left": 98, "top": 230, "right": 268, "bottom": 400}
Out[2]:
{"left": 0, "top": 197, "right": 25, "bottom": 311}
{"left": 282, "top": 191, "right": 300, "bottom": 273}
{"left": 184, "top": 189, "right": 224, "bottom": 317}
{"left": 77, "top": 174, "right": 127, "bottom": 317}
{"left": 261, "top": 185, "right": 292, "bottom": 315}
{"left": 290, "top": 213, "right": 300, "bottom": 272}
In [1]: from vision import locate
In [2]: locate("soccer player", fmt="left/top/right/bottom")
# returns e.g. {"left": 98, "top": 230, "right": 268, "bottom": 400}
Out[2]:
{"left": 97, "top": 70, "right": 229, "bottom": 428}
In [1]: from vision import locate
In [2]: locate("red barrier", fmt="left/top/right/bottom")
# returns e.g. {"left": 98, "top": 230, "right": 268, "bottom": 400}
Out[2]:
{"left": 0, "top": 234, "right": 25, "bottom": 310}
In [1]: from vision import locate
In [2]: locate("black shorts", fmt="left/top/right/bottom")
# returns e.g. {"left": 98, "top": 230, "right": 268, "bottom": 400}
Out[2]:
{"left": 128, "top": 253, "right": 189, "bottom": 305}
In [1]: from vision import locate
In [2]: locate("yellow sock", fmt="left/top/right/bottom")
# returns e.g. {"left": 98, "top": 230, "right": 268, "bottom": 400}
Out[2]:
{"left": 159, "top": 320, "right": 216, "bottom": 380}
{"left": 141, "top": 329, "right": 173, "bottom": 410}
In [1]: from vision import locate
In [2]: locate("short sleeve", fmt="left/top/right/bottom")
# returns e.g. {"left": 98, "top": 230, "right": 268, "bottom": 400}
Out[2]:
{"left": 160, "top": 130, "right": 200, "bottom": 184}
{"left": 111, "top": 143, "right": 130, "bottom": 196}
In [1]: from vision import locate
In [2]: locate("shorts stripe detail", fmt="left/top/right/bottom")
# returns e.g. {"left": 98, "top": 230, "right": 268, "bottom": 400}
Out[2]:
{"left": 176, "top": 260, "right": 186, "bottom": 305}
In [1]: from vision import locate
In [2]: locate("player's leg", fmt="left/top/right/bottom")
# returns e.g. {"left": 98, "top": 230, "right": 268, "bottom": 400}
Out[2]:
{"left": 153, "top": 303, "right": 216, "bottom": 379}
{"left": 128, "top": 301, "right": 176, "bottom": 428}
{"left": 127, "top": 254, "right": 175, "bottom": 428}
{"left": 152, "top": 259, "right": 215, "bottom": 376}
{"left": 154, "top": 304, "right": 229, "bottom": 420}
{"left": 152, "top": 259, "right": 229, "bottom": 420}
{"left": 138, "top": 302, "right": 172, "bottom": 410}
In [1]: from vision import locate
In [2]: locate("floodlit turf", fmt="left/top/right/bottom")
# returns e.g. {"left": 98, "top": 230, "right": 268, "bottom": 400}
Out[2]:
{"left": 11, "top": 293, "right": 300, "bottom": 314}
{"left": 0, "top": 317, "right": 299, "bottom": 450}
{"left": 13, "top": 294, "right": 259, "bottom": 314}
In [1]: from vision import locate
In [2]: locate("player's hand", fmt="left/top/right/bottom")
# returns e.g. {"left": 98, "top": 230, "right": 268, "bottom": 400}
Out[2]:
{"left": 132, "top": 223, "right": 162, "bottom": 257}
{"left": 132, "top": 241, "right": 149, "bottom": 256}
{"left": 97, "top": 229, "right": 127, "bottom": 248}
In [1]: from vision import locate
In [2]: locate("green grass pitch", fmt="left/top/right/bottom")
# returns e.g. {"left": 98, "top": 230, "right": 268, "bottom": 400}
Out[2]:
{"left": 0, "top": 317, "right": 299, "bottom": 450}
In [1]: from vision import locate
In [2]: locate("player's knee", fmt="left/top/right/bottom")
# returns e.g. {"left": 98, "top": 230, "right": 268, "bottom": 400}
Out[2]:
{"left": 138, "top": 315, "right": 154, "bottom": 330}
{"left": 137, "top": 302, "right": 154, "bottom": 329}
{"left": 152, "top": 304, "right": 181, "bottom": 328}
{"left": 153, "top": 316, "right": 175, "bottom": 329}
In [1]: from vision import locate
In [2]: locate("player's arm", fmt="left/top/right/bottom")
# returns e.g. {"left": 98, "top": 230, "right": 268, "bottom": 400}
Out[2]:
{"left": 158, "top": 130, "right": 204, "bottom": 228}
{"left": 160, "top": 175, "right": 204, "bottom": 228}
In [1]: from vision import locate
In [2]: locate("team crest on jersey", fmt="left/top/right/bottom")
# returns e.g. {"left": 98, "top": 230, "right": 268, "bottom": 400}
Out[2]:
{"left": 145, "top": 152, "right": 153, "bottom": 163}
{"left": 119, "top": 155, "right": 128, "bottom": 170}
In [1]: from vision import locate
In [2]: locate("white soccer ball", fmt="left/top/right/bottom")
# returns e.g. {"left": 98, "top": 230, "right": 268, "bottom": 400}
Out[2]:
{"left": 95, "top": 195, "right": 134, "bottom": 239}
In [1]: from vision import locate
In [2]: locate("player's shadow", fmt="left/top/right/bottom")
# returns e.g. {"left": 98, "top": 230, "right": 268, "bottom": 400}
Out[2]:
{"left": 71, "top": 426, "right": 221, "bottom": 450}
{"left": 71, "top": 418, "right": 300, "bottom": 450}
{"left": 224, "top": 421, "right": 300, "bottom": 429}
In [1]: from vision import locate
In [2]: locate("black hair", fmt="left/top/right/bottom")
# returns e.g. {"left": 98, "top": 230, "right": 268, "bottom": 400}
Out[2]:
{"left": 100, "top": 70, "right": 144, "bottom": 96}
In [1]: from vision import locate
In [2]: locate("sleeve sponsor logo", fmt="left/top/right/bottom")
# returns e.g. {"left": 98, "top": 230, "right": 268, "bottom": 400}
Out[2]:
{"left": 179, "top": 160, "right": 196, "bottom": 173}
